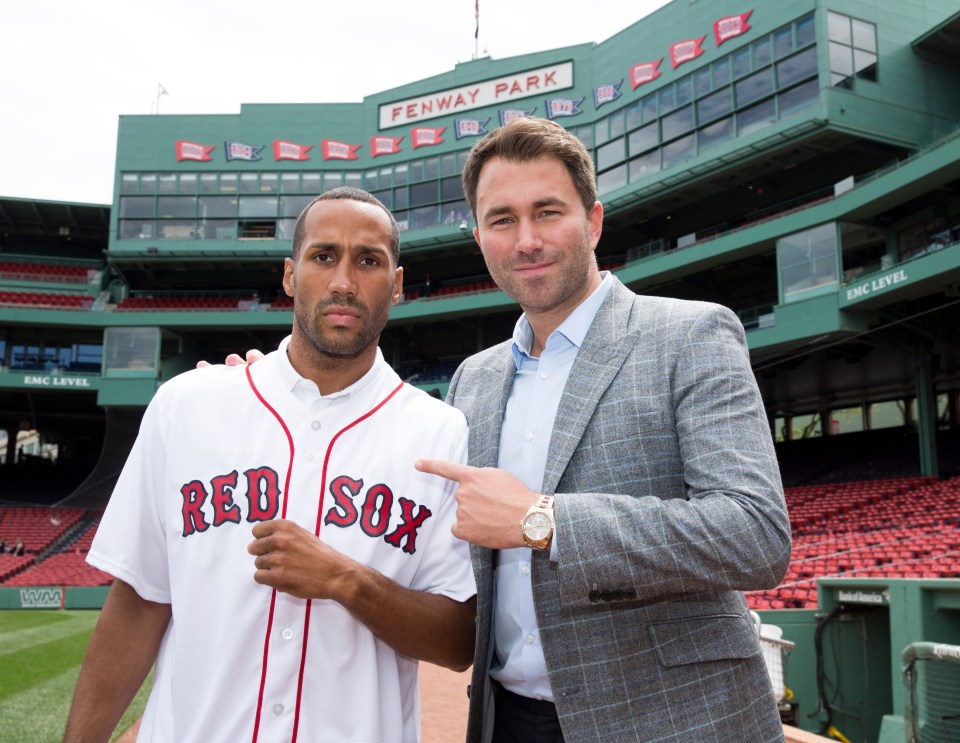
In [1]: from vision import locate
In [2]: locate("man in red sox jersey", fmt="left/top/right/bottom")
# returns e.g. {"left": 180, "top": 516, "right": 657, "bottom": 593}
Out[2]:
{"left": 64, "top": 188, "right": 476, "bottom": 743}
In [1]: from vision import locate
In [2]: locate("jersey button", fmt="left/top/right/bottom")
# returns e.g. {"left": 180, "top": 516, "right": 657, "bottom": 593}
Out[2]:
{"left": 281, "top": 628, "right": 293, "bottom": 640}
{"left": 311, "top": 420, "right": 321, "bottom": 430}
{"left": 273, "top": 704, "right": 284, "bottom": 716}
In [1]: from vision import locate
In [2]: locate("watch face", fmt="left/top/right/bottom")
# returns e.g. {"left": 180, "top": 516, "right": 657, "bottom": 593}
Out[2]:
{"left": 523, "top": 512, "right": 552, "bottom": 540}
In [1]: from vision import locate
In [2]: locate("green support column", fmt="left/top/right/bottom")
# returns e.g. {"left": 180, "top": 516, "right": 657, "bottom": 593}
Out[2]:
{"left": 915, "top": 349, "right": 938, "bottom": 477}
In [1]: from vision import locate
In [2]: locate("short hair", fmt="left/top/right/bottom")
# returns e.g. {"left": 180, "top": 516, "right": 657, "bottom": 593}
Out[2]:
{"left": 461, "top": 117, "right": 598, "bottom": 217}
{"left": 291, "top": 187, "right": 400, "bottom": 264}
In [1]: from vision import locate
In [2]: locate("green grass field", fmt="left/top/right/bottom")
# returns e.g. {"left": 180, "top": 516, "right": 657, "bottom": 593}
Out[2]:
{"left": 0, "top": 610, "right": 152, "bottom": 743}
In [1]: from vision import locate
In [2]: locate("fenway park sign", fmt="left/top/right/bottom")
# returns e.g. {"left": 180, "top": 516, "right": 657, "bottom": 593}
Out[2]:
{"left": 380, "top": 62, "right": 573, "bottom": 129}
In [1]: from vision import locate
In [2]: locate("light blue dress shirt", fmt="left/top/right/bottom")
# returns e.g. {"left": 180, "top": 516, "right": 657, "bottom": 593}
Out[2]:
{"left": 489, "top": 272, "right": 613, "bottom": 701}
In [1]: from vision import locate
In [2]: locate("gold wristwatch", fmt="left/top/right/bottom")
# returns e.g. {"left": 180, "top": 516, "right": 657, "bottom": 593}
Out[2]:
{"left": 521, "top": 495, "right": 555, "bottom": 550}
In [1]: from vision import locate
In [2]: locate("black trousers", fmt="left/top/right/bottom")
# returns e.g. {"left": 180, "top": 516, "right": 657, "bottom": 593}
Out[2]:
{"left": 492, "top": 683, "right": 566, "bottom": 743}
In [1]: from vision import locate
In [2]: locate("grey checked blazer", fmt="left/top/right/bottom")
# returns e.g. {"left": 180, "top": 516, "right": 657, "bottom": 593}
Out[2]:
{"left": 449, "top": 278, "right": 792, "bottom": 743}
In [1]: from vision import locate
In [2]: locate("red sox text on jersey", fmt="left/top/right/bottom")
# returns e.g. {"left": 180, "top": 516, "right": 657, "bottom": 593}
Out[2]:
{"left": 179, "top": 468, "right": 432, "bottom": 554}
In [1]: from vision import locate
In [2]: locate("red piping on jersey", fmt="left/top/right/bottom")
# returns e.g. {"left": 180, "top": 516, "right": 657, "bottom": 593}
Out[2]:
{"left": 290, "top": 380, "right": 405, "bottom": 743}
{"left": 245, "top": 364, "right": 296, "bottom": 743}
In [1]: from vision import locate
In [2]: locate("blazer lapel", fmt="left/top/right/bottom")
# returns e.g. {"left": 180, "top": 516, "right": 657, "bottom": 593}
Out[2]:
{"left": 541, "top": 280, "right": 642, "bottom": 495}
{"left": 466, "top": 344, "right": 517, "bottom": 469}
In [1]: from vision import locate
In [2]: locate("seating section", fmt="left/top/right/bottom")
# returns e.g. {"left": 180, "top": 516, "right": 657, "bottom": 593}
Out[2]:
{"left": 0, "top": 290, "right": 92, "bottom": 309}
{"left": 0, "top": 260, "right": 93, "bottom": 284}
{"left": 116, "top": 295, "right": 255, "bottom": 311}
{"left": 4, "top": 475, "right": 959, "bottom": 596}
{"left": 747, "top": 476, "right": 960, "bottom": 610}
{"left": 0, "top": 506, "right": 86, "bottom": 554}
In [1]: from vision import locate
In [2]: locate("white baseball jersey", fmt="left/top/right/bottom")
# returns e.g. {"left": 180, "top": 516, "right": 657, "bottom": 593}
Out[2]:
{"left": 88, "top": 337, "right": 474, "bottom": 743}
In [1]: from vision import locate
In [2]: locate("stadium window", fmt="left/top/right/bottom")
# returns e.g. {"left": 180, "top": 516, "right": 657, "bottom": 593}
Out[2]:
{"left": 119, "top": 220, "right": 154, "bottom": 239}
{"left": 240, "top": 174, "right": 259, "bottom": 194}
{"left": 597, "top": 164, "right": 627, "bottom": 195}
{"left": 870, "top": 400, "right": 906, "bottom": 430}
{"left": 424, "top": 157, "right": 440, "bottom": 180}
{"left": 158, "top": 196, "right": 197, "bottom": 219}
{"left": 830, "top": 406, "right": 865, "bottom": 434}
{"left": 158, "top": 219, "right": 196, "bottom": 239}
{"left": 440, "top": 175, "right": 463, "bottom": 202}
{"left": 609, "top": 109, "right": 626, "bottom": 140}
{"left": 732, "top": 47, "right": 752, "bottom": 79}
{"left": 697, "top": 87, "right": 733, "bottom": 124}
{"left": 393, "top": 187, "right": 409, "bottom": 209}
{"left": 238, "top": 220, "right": 276, "bottom": 239}
{"left": 661, "top": 105, "right": 694, "bottom": 140}
{"left": 344, "top": 172, "right": 362, "bottom": 189}
{"left": 662, "top": 133, "right": 696, "bottom": 168}
{"left": 697, "top": 116, "right": 734, "bottom": 153}
{"left": 318, "top": 172, "right": 337, "bottom": 192}
{"left": 796, "top": 14, "right": 815, "bottom": 47}
{"left": 790, "top": 412, "right": 822, "bottom": 439}
{"left": 628, "top": 122, "right": 659, "bottom": 157}
{"left": 121, "top": 174, "right": 139, "bottom": 194}
{"left": 410, "top": 182, "right": 438, "bottom": 208}
{"left": 736, "top": 68, "right": 774, "bottom": 108}
{"left": 711, "top": 58, "right": 730, "bottom": 89}
{"left": 280, "top": 174, "right": 300, "bottom": 193}
{"left": 198, "top": 219, "right": 236, "bottom": 240}
{"left": 158, "top": 174, "right": 177, "bottom": 194}
{"left": 279, "top": 195, "right": 311, "bottom": 218}
{"left": 179, "top": 174, "right": 198, "bottom": 194}
{"left": 363, "top": 170, "right": 378, "bottom": 190}
{"left": 777, "top": 223, "right": 840, "bottom": 302}
{"left": 372, "top": 189, "right": 392, "bottom": 209}
{"left": 774, "top": 28, "right": 795, "bottom": 59}
{"left": 119, "top": 196, "right": 155, "bottom": 219}
{"left": 441, "top": 154, "right": 458, "bottom": 178}
{"left": 694, "top": 68, "right": 712, "bottom": 98}
{"left": 410, "top": 205, "right": 440, "bottom": 230}
{"left": 200, "top": 174, "right": 218, "bottom": 193}
{"left": 753, "top": 37, "right": 772, "bottom": 68}
{"left": 676, "top": 76, "right": 693, "bottom": 107}
{"left": 597, "top": 137, "right": 625, "bottom": 172}
{"left": 219, "top": 174, "right": 238, "bottom": 193}
{"left": 658, "top": 85, "right": 676, "bottom": 114}
{"left": 641, "top": 93, "right": 657, "bottom": 122}
{"left": 737, "top": 98, "right": 776, "bottom": 137}
{"left": 260, "top": 174, "right": 278, "bottom": 193}
{"left": 378, "top": 167, "right": 393, "bottom": 189}
{"left": 276, "top": 219, "right": 297, "bottom": 240}
{"left": 625, "top": 101, "right": 642, "bottom": 130}
{"left": 238, "top": 196, "right": 278, "bottom": 219}
{"left": 572, "top": 125, "right": 594, "bottom": 150}
{"left": 393, "top": 164, "right": 408, "bottom": 186}
{"left": 140, "top": 173, "right": 157, "bottom": 194}
{"left": 777, "top": 46, "right": 818, "bottom": 89}
{"left": 199, "top": 195, "right": 238, "bottom": 218}
{"left": 628, "top": 149, "right": 661, "bottom": 182}
{"left": 594, "top": 117, "right": 610, "bottom": 147}
{"left": 828, "top": 12, "right": 877, "bottom": 87}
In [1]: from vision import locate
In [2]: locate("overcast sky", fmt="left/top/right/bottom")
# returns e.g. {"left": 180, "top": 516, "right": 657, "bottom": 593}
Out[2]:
{"left": 1, "top": 1, "right": 672, "bottom": 205}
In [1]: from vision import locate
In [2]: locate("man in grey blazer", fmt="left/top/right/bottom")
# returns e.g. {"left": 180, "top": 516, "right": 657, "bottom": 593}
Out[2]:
{"left": 416, "top": 118, "right": 791, "bottom": 742}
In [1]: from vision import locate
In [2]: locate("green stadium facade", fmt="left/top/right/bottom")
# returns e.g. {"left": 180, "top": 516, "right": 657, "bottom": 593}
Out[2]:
{"left": 1, "top": 0, "right": 959, "bottom": 502}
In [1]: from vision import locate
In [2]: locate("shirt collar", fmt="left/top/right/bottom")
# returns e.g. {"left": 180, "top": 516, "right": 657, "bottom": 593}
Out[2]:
{"left": 510, "top": 271, "right": 614, "bottom": 367}
{"left": 275, "top": 334, "right": 386, "bottom": 399}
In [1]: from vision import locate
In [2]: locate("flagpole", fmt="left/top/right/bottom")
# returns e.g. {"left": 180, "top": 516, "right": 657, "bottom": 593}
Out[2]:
{"left": 474, "top": 0, "right": 479, "bottom": 59}
{"left": 156, "top": 83, "right": 168, "bottom": 115}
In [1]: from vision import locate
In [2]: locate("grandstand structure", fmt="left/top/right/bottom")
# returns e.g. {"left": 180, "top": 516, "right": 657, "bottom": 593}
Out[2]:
{"left": 2, "top": 1, "right": 960, "bottom": 738}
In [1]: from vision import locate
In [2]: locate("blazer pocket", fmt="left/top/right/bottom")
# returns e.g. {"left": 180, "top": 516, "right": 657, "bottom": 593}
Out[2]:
{"left": 648, "top": 614, "right": 760, "bottom": 668}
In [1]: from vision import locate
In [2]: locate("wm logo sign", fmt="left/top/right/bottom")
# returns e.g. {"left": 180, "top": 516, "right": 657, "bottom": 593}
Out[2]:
{"left": 19, "top": 587, "right": 63, "bottom": 609}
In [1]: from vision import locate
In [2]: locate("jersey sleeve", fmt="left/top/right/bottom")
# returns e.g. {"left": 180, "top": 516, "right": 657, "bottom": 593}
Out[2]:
{"left": 407, "top": 409, "right": 475, "bottom": 603}
{"left": 87, "top": 389, "right": 172, "bottom": 604}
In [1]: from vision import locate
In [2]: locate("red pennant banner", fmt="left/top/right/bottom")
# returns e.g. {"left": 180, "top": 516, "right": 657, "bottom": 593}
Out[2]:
{"left": 321, "top": 140, "right": 361, "bottom": 161}
{"left": 175, "top": 140, "right": 215, "bottom": 162}
{"left": 714, "top": 11, "right": 753, "bottom": 46}
{"left": 273, "top": 140, "right": 313, "bottom": 161}
{"left": 411, "top": 127, "right": 446, "bottom": 149}
{"left": 370, "top": 136, "right": 403, "bottom": 157}
{"left": 629, "top": 58, "right": 663, "bottom": 90}
{"left": 670, "top": 36, "right": 706, "bottom": 69}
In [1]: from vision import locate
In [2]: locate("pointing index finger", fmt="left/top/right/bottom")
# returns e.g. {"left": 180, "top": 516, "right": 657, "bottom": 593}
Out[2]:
{"left": 415, "top": 458, "right": 472, "bottom": 483}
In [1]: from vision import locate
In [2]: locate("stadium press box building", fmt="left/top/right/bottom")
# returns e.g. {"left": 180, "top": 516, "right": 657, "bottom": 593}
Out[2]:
{"left": 1, "top": 0, "right": 959, "bottom": 490}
